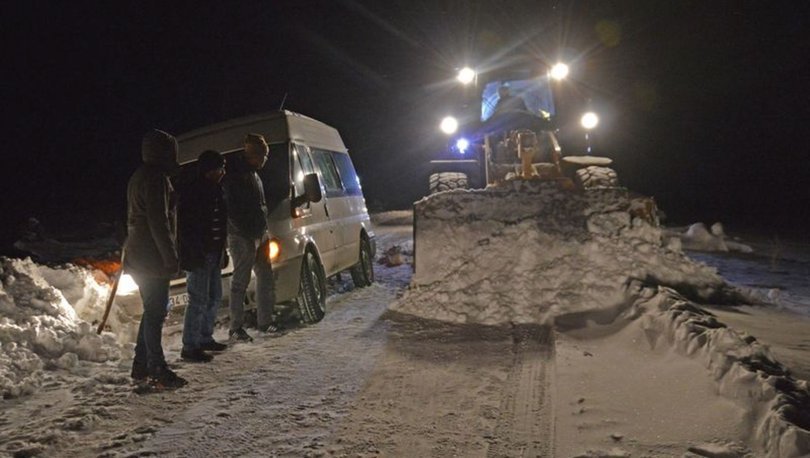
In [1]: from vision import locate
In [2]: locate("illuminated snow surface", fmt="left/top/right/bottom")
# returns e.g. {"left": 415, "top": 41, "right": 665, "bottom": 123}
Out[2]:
{"left": 0, "top": 195, "right": 808, "bottom": 457}
{"left": 396, "top": 183, "right": 809, "bottom": 457}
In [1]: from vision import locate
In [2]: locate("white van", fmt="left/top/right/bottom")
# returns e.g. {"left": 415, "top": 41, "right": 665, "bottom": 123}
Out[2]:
{"left": 118, "top": 110, "right": 376, "bottom": 324}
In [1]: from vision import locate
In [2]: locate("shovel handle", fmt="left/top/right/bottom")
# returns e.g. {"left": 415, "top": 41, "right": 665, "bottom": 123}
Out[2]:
{"left": 97, "top": 246, "right": 127, "bottom": 335}
{"left": 97, "top": 270, "right": 121, "bottom": 334}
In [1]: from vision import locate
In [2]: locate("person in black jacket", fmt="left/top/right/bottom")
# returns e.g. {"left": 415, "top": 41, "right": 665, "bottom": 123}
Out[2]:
{"left": 124, "top": 129, "right": 187, "bottom": 389}
{"left": 223, "top": 134, "right": 279, "bottom": 342}
{"left": 178, "top": 150, "right": 229, "bottom": 362}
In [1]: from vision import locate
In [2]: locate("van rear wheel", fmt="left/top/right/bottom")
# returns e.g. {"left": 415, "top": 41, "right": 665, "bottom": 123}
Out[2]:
{"left": 297, "top": 250, "right": 326, "bottom": 324}
{"left": 350, "top": 237, "right": 374, "bottom": 288}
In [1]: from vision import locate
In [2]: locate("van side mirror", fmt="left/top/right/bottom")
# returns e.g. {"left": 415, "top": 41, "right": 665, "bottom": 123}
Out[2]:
{"left": 292, "top": 173, "right": 323, "bottom": 208}
{"left": 304, "top": 173, "right": 323, "bottom": 203}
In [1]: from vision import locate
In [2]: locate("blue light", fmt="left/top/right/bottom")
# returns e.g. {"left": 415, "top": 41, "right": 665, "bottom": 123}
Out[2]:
{"left": 455, "top": 138, "right": 470, "bottom": 154}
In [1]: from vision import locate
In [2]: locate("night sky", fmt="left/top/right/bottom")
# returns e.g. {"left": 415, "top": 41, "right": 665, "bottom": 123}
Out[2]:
{"left": 4, "top": 1, "right": 810, "bottom": 251}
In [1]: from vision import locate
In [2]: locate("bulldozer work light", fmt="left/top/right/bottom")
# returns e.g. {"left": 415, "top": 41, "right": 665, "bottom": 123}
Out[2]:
{"left": 455, "top": 137, "right": 470, "bottom": 154}
{"left": 440, "top": 116, "right": 459, "bottom": 134}
{"left": 456, "top": 67, "right": 476, "bottom": 85}
{"left": 581, "top": 112, "right": 599, "bottom": 129}
{"left": 550, "top": 63, "right": 569, "bottom": 81}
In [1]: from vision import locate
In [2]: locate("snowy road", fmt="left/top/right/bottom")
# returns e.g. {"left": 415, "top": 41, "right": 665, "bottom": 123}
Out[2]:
{"left": 6, "top": 215, "right": 808, "bottom": 457}
{"left": 2, "top": 222, "right": 556, "bottom": 457}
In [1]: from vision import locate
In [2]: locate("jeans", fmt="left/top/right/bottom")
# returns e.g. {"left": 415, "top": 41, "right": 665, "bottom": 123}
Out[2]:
{"left": 132, "top": 275, "right": 169, "bottom": 372}
{"left": 183, "top": 252, "right": 223, "bottom": 350}
{"left": 228, "top": 234, "right": 275, "bottom": 331}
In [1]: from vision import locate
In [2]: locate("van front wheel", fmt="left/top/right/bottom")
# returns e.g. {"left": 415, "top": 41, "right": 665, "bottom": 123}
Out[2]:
{"left": 350, "top": 237, "right": 374, "bottom": 288}
{"left": 297, "top": 250, "right": 326, "bottom": 324}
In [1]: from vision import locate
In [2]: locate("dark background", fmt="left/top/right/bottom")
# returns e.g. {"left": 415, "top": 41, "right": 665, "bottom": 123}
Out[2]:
{"left": 3, "top": 1, "right": 810, "bottom": 253}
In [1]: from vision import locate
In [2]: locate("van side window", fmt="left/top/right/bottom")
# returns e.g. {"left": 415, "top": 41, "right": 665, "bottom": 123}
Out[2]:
{"left": 292, "top": 144, "right": 315, "bottom": 197}
{"left": 311, "top": 149, "right": 343, "bottom": 195}
{"left": 330, "top": 152, "right": 362, "bottom": 196}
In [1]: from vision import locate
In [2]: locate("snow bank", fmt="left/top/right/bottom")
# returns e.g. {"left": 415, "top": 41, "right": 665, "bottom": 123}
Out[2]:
{"left": 632, "top": 284, "right": 810, "bottom": 457}
{"left": 0, "top": 257, "right": 123, "bottom": 398}
{"left": 667, "top": 222, "right": 754, "bottom": 253}
{"left": 399, "top": 182, "right": 729, "bottom": 325}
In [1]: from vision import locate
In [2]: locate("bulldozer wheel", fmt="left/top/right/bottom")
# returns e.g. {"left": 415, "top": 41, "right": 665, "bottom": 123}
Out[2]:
{"left": 574, "top": 166, "right": 619, "bottom": 189}
{"left": 429, "top": 172, "right": 468, "bottom": 194}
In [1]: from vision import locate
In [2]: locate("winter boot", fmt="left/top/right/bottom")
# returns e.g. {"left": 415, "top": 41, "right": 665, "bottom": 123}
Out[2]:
{"left": 181, "top": 348, "right": 213, "bottom": 363}
{"left": 148, "top": 365, "right": 188, "bottom": 390}
{"left": 229, "top": 327, "right": 253, "bottom": 343}
{"left": 199, "top": 340, "right": 228, "bottom": 352}
{"left": 131, "top": 361, "right": 148, "bottom": 383}
{"left": 257, "top": 322, "right": 287, "bottom": 337}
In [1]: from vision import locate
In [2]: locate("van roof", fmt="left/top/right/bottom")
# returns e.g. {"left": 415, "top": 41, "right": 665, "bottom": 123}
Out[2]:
{"left": 176, "top": 110, "right": 347, "bottom": 164}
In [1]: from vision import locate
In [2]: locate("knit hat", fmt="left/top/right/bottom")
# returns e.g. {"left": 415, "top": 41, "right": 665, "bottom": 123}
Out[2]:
{"left": 197, "top": 150, "right": 225, "bottom": 175}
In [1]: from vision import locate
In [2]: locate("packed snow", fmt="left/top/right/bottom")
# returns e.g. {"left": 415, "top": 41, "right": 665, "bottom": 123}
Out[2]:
{"left": 400, "top": 182, "right": 732, "bottom": 325}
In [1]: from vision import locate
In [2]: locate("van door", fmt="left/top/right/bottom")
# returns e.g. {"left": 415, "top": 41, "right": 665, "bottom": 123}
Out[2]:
{"left": 292, "top": 144, "right": 338, "bottom": 273}
{"left": 309, "top": 148, "right": 356, "bottom": 274}
{"left": 328, "top": 151, "right": 366, "bottom": 271}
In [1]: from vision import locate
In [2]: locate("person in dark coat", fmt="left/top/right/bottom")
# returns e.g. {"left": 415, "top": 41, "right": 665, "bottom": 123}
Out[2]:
{"left": 177, "top": 150, "right": 229, "bottom": 362}
{"left": 123, "top": 129, "right": 187, "bottom": 389}
{"left": 223, "top": 133, "right": 278, "bottom": 342}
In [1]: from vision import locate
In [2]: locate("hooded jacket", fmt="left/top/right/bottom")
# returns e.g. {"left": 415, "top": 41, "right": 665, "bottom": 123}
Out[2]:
{"left": 223, "top": 153, "right": 268, "bottom": 240}
{"left": 123, "top": 129, "right": 180, "bottom": 278}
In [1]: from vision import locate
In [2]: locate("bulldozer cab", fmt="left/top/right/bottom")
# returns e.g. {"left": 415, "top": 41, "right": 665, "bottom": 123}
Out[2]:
{"left": 475, "top": 74, "right": 565, "bottom": 186}
{"left": 429, "top": 55, "right": 620, "bottom": 194}
{"left": 480, "top": 77, "right": 555, "bottom": 122}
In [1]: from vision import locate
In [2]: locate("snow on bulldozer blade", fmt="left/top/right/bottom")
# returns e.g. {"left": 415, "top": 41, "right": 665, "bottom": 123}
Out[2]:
{"left": 395, "top": 182, "right": 810, "bottom": 456}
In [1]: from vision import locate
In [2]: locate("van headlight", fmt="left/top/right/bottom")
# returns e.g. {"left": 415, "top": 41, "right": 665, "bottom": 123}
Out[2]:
{"left": 116, "top": 273, "right": 139, "bottom": 295}
{"left": 267, "top": 239, "right": 281, "bottom": 262}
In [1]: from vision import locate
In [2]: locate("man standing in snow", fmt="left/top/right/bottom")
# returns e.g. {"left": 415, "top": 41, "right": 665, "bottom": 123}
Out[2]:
{"left": 177, "top": 150, "right": 229, "bottom": 362}
{"left": 124, "top": 129, "right": 187, "bottom": 390}
{"left": 223, "top": 133, "right": 280, "bottom": 342}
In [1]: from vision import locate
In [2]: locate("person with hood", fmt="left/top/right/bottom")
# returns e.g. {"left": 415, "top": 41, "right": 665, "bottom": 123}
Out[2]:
{"left": 124, "top": 129, "right": 187, "bottom": 390}
{"left": 177, "top": 150, "right": 229, "bottom": 362}
{"left": 223, "top": 133, "right": 279, "bottom": 342}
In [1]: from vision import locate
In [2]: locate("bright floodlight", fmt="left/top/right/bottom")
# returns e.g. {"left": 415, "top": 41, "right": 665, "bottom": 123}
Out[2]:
{"left": 455, "top": 137, "right": 470, "bottom": 153}
{"left": 440, "top": 116, "right": 459, "bottom": 134}
{"left": 550, "top": 62, "right": 569, "bottom": 80}
{"left": 456, "top": 67, "right": 476, "bottom": 85}
{"left": 581, "top": 112, "right": 599, "bottom": 129}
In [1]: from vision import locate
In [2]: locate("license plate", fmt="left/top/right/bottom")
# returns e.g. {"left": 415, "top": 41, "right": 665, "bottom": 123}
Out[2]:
{"left": 169, "top": 293, "right": 189, "bottom": 308}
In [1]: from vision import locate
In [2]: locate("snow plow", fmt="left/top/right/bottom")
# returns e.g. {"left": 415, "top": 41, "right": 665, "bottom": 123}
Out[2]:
{"left": 429, "top": 55, "right": 621, "bottom": 194}
{"left": 416, "top": 57, "right": 659, "bottom": 280}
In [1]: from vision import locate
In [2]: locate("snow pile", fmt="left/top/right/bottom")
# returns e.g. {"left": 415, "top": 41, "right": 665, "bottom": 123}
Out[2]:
{"left": 397, "top": 182, "right": 730, "bottom": 325}
{"left": 668, "top": 222, "right": 754, "bottom": 253}
{"left": 38, "top": 263, "right": 139, "bottom": 344}
{"left": 632, "top": 284, "right": 810, "bottom": 457}
{"left": 0, "top": 257, "right": 123, "bottom": 398}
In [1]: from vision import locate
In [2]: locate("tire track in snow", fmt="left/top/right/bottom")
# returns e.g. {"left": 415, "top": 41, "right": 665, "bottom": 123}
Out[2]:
{"left": 487, "top": 325, "right": 554, "bottom": 458}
